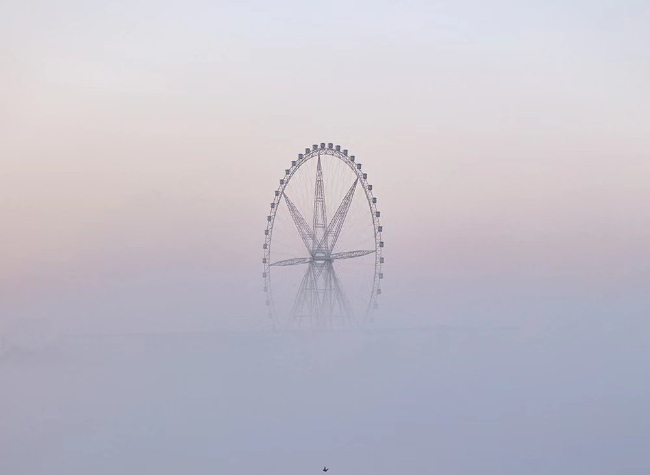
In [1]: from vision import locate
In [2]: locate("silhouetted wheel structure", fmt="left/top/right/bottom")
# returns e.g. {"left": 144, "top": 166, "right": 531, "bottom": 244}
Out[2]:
{"left": 263, "top": 143, "right": 384, "bottom": 329}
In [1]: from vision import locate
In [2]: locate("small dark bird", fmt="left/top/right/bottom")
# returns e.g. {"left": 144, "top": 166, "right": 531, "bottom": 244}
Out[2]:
{"left": 323, "top": 467, "right": 329, "bottom": 472}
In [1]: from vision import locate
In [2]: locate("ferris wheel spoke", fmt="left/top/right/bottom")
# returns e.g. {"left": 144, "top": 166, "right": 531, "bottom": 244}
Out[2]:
{"left": 282, "top": 192, "right": 315, "bottom": 253}
{"left": 288, "top": 264, "right": 313, "bottom": 326}
{"left": 330, "top": 265, "right": 354, "bottom": 320}
{"left": 330, "top": 249, "right": 376, "bottom": 260}
{"left": 312, "top": 263, "right": 328, "bottom": 283}
{"left": 315, "top": 178, "right": 359, "bottom": 253}
{"left": 312, "top": 155, "right": 328, "bottom": 251}
{"left": 270, "top": 257, "right": 312, "bottom": 267}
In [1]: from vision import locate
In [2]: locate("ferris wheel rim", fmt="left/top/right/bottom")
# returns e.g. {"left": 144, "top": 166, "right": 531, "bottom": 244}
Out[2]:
{"left": 262, "top": 144, "right": 384, "bottom": 326}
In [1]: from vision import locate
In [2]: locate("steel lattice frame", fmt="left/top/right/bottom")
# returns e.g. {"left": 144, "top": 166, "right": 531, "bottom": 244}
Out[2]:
{"left": 262, "top": 143, "right": 384, "bottom": 327}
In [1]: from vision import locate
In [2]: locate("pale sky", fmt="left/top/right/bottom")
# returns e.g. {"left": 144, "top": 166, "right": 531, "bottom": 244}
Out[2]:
{"left": 1, "top": 0, "right": 649, "bottom": 333}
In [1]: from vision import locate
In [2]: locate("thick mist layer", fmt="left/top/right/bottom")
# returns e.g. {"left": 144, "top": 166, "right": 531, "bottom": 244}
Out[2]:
{"left": 2, "top": 326, "right": 648, "bottom": 474}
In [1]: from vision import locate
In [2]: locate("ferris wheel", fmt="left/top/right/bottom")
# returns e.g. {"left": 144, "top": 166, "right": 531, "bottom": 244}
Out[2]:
{"left": 263, "top": 143, "right": 384, "bottom": 329}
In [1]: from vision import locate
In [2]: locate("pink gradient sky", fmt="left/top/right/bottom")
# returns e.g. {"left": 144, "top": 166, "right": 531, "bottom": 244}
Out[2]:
{"left": 1, "top": 0, "right": 649, "bottom": 333}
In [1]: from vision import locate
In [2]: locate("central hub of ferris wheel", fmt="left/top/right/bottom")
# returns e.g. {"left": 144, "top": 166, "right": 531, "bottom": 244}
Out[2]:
{"left": 262, "top": 143, "right": 384, "bottom": 329}
{"left": 312, "top": 251, "right": 331, "bottom": 262}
